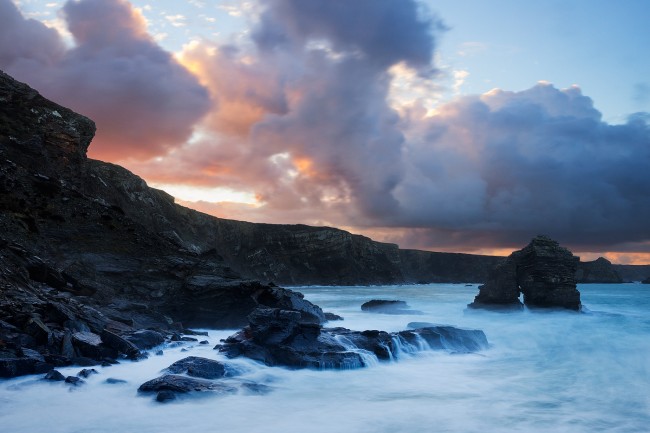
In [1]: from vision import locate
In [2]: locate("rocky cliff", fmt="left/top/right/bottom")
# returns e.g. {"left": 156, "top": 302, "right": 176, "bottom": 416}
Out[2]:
{"left": 0, "top": 70, "right": 328, "bottom": 377}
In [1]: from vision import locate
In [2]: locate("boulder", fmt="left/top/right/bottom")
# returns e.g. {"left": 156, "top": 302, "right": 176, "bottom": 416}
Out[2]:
{"left": 165, "top": 357, "right": 228, "bottom": 380}
{"left": 469, "top": 236, "right": 581, "bottom": 311}
{"left": 43, "top": 369, "right": 65, "bottom": 381}
{"left": 138, "top": 374, "right": 237, "bottom": 402}
{"left": 361, "top": 300, "right": 409, "bottom": 313}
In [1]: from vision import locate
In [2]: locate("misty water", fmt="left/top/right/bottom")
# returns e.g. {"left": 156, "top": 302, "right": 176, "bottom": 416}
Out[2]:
{"left": 1, "top": 283, "right": 649, "bottom": 433}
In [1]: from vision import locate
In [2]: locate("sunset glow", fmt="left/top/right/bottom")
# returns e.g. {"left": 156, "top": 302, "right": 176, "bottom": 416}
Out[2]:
{"left": 3, "top": 0, "right": 649, "bottom": 263}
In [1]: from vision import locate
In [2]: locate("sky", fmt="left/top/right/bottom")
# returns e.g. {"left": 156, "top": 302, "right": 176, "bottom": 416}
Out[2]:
{"left": 2, "top": 0, "right": 650, "bottom": 264}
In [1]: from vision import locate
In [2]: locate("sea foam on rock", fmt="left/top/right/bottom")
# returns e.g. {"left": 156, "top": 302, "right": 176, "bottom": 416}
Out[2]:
{"left": 217, "top": 307, "right": 488, "bottom": 369}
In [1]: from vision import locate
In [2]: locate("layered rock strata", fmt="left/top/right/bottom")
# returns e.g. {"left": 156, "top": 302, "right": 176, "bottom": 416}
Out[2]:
{"left": 469, "top": 236, "right": 581, "bottom": 311}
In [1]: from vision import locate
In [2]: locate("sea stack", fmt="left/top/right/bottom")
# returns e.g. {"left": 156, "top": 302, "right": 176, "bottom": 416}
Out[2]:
{"left": 469, "top": 236, "right": 581, "bottom": 311}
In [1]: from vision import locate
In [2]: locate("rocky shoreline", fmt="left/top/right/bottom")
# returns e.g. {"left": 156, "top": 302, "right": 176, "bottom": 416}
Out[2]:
{"left": 0, "top": 69, "right": 646, "bottom": 383}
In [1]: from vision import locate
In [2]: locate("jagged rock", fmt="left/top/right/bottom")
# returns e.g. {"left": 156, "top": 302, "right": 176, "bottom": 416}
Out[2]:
{"left": 469, "top": 236, "right": 581, "bottom": 311}
{"left": 100, "top": 329, "right": 142, "bottom": 360}
{"left": 0, "top": 348, "right": 52, "bottom": 378}
{"left": 122, "top": 330, "right": 165, "bottom": 350}
{"left": 165, "top": 356, "right": 228, "bottom": 379}
{"left": 217, "top": 307, "right": 488, "bottom": 369}
{"left": 576, "top": 257, "right": 623, "bottom": 283}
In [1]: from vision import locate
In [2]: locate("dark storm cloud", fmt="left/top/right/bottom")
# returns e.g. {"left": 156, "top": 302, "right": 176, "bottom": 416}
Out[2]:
{"left": 253, "top": 0, "right": 441, "bottom": 71}
{"left": 0, "top": 0, "right": 210, "bottom": 160}
{"left": 388, "top": 84, "right": 650, "bottom": 250}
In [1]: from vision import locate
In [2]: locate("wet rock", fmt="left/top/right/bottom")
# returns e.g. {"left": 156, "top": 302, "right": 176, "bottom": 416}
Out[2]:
{"left": 105, "top": 378, "right": 127, "bottom": 384}
{"left": 156, "top": 390, "right": 176, "bottom": 402}
{"left": 124, "top": 330, "right": 165, "bottom": 350}
{"left": 138, "top": 374, "right": 237, "bottom": 401}
{"left": 218, "top": 307, "right": 488, "bottom": 369}
{"left": 361, "top": 300, "right": 407, "bottom": 312}
{"left": 361, "top": 300, "right": 414, "bottom": 314}
{"left": 324, "top": 312, "right": 343, "bottom": 321}
{"left": 199, "top": 340, "right": 209, "bottom": 345}
{"left": 100, "top": 329, "right": 141, "bottom": 360}
{"left": 78, "top": 368, "right": 98, "bottom": 378}
{"left": 642, "top": 277, "right": 650, "bottom": 284}
{"left": 65, "top": 376, "right": 84, "bottom": 386}
{"left": 0, "top": 348, "right": 51, "bottom": 378}
{"left": 165, "top": 356, "right": 228, "bottom": 379}
{"left": 239, "top": 382, "right": 273, "bottom": 395}
{"left": 44, "top": 369, "right": 65, "bottom": 381}
{"left": 469, "top": 236, "right": 581, "bottom": 311}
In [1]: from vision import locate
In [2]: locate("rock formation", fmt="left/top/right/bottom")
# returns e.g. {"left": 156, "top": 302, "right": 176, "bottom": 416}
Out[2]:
{"left": 217, "top": 307, "right": 488, "bottom": 369}
{"left": 468, "top": 236, "right": 581, "bottom": 311}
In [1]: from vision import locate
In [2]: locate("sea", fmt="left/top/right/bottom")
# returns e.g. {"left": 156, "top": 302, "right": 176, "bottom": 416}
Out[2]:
{"left": 1, "top": 283, "right": 649, "bottom": 433}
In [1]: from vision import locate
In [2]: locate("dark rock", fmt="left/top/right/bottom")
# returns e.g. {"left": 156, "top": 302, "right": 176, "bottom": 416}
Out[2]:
{"left": 182, "top": 329, "right": 209, "bottom": 336}
{"left": 469, "top": 236, "right": 581, "bottom": 311}
{"left": 0, "top": 348, "right": 51, "bottom": 378}
{"left": 239, "top": 382, "right": 272, "bottom": 395}
{"left": 65, "top": 376, "right": 84, "bottom": 386}
{"left": 44, "top": 369, "right": 66, "bottom": 381}
{"left": 105, "top": 378, "right": 127, "bottom": 384}
{"left": 165, "top": 356, "right": 228, "bottom": 379}
{"left": 361, "top": 299, "right": 407, "bottom": 311}
{"left": 642, "top": 277, "right": 650, "bottom": 284}
{"left": 156, "top": 390, "right": 176, "bottom": 402}
{"left": 361, "top": 300, "right": 409, "bottom": 313}
{"left": 218, "top": 307, "right": 488, "bottom": 369}
{"left": 324, "top": 312, "right": 343, "bottom": 321}
{"left": 100, "top": 329, "right": 142, "bottom": 359}
{"left": 71, "top": 332, "right": 103, "bottom": 358}
{"left": 199, "top": 340, "right": 209, "bottom": 345}
{"left": 155, "top": 350, "right": 164, "bottom": 356}
{"left": 138, "top": 374, "right": 237, "bottom": 401}
{"left": 78, "top": 368, "right": 98, "bottom": 378}
{"left": 468, "top": 260, "right": 522, "bottom": 309}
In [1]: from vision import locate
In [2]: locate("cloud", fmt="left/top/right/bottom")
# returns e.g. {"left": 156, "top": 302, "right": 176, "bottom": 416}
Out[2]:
{"left": 253, "top": 0, "right": 442, "bottom": 71}
{"left": 0, "top": 0, "right": 65, "bottom": 70}
{"left": 3, "top": 0, "right": 650, "bottom": 257}
{"left": 121, "top": 2, "right": 650, "bottom": 255}
{"left": 0, "top": 0, "right": 210, "bottom": 160}
{"left": 388, "top": 83, "right": 650, "bottom": 251}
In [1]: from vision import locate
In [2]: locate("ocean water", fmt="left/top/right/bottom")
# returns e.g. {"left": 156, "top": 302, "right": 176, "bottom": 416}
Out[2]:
{"left": 1, "top": 283, "right": 649, "bottom": 433}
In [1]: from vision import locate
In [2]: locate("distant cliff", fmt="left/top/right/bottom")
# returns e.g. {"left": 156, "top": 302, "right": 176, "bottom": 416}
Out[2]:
{"left": 576, "top": 257, "right": 623, "bottom": 283}
{"left": 614, "top": 265, "right": 650, "bottom": 283}
{"left": 1, "top": 69, "right": 647, "bottom": 294}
